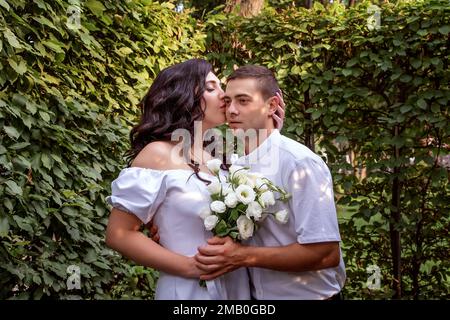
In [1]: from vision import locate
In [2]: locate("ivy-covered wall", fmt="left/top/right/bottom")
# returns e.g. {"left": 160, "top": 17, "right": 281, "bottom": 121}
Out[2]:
{"left": 204, "top": 0, "right": 449, "bottom": 299}
{"left": 0, "top": 0, "right": 205, "bottom": 299}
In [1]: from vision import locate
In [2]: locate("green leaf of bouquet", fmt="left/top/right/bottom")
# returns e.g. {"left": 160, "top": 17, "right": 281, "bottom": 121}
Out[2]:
{"left": 214, "top": 219, "right": 228, "bottom": 236}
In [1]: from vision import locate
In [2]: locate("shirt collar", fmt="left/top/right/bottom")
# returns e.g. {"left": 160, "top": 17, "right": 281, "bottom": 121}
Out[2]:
{"left": 233, "top": 129, "right": 281, "bottom": 166}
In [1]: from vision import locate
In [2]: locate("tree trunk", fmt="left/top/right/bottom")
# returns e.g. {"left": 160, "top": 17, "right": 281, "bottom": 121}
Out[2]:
{"left": 390, "top": 125, "right": 402, "bottom": 299}
{"left": 224, "top": 0, "right": 264, "bottom": 17}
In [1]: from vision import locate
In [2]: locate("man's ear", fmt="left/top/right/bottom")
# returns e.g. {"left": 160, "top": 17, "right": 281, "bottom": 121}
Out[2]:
{"left": 267, "top": 96, "right": 279, "bottom": 115}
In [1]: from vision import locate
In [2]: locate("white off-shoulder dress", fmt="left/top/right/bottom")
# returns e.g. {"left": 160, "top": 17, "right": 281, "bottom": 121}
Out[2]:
{"left": 106, "top": 167, "right": 250, "bottom": 300}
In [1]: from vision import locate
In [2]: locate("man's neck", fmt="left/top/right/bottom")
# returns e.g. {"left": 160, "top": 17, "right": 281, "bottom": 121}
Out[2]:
{"left": 244, "top": 128, "right": 274, "bottom": 155}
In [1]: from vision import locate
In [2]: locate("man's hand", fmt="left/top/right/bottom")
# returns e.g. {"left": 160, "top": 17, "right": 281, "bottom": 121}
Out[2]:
{"left": 273, "top": 90, "right": 286, "bottom": 130}
{"left": 194, "top": 236, "right": 247, "bottom": 280}
{"left": 145, "top": 218, "right": 160, "bottom": 243}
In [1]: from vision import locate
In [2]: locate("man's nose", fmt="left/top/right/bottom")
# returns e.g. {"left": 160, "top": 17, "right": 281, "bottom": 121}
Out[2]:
{"left": 227, "top": 101, "right": 238, "bottom": 115}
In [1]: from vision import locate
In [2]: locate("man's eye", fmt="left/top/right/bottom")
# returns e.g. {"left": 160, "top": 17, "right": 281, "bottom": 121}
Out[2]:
{"left": 239, "top": 100, "right": 248, "bottom": 104}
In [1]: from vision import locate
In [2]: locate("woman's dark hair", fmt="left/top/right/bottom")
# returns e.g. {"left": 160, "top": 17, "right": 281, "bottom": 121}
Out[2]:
{"left": 126, "top": 59, "right": 212, "bottom": 164}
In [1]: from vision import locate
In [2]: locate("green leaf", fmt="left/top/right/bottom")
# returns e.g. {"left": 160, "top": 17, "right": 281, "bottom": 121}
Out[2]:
{"left": 342, "top": 69, "right": 352, "bottom": 77}
{"left": 33, "top": 275, "right": 42, "bottom": 285}
{"left": 295, "top": 126, "right": 304, "bottom": 136}
{"left": 85, "top": 0, "right": 106, "bottom": 17}
{"left": 400, "top": 105, "right": 412, "bottom": 113}
{"left": 41, "top": 153, "right": 52, "bottom": 170}
{"left": 214, "top": 219, "right": 228, "bottom": 236}
{"left": 26, "top": 101, "right": 37, "bottom": 115}
{"left": 4, "top": 126, "right": 20, "bottom": 139}
{"left": 22, "top": 115, "right": 34, "bottom": 129}
{"left": 4, "top": 199, "right": 13, "bottom": 211}
{"left": 431, "top": 104, "right": 440, "bottom": 113}
{"left": 84, "top": 249, "right": 97, "bottom": 263}
{"left": 93, "top": 261, "right": 111, "bottom": 270}
{"left": 335, "top": 136, "right": 348, "bottom": 144}
{"left": 12, "top": 216, "right": 33, "bottom": 233}
{"left": 312, "top": 110, "right": 322, "bottom": 120}
{"left": 117, "top": 47, "right": 133, "bottom": 56}
{"left": 0, "top": 0, "right": 10, "bottom": 11}
{"left": 438, "top": 25, "right": 450, "bottom": 35}
{"left": 8, "top": 57, "right": 27, "bottom": 74}
{"left": 273, "top": 40, "right": 286, "bottom": 48}
{"left": 417, "top": 29, "right": 428, "bottom": 36}
{"left": 9, "top": 142, "right": 30, "bottom": 150}
{"left": 417, "top": 99, "right": 427, "bottom": 109}
{"left": 410, "top": 59, "right": 421, "bottom": 69}
{"left": 33, "top": 16, "right": 57, "bottom": 31}
{"left": 41, "top": 40, "right": 64, "bottom": 54}
{"left": 0, "top": 216, "right": 9, "bottom": 237}
{"left": 5, "top": 180, "right": 22, "bottom": 196}
{"left": 400, "top": 75, "right": 412, "bottom": 83}
{"left": 39, "top": 111, "right": 50, "bottom": 122}
{"left": 3, "top": 28, "right": 21, "bottom": 49}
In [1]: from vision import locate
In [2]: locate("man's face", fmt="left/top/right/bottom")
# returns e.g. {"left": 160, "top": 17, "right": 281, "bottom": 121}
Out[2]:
{"left": 224, "top": 78, "right": 274, "bottom": 132}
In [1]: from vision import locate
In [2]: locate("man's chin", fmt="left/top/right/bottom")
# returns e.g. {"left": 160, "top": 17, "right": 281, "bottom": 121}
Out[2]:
{"left": 228, "top": 122, "right": 243, "bottom": 129}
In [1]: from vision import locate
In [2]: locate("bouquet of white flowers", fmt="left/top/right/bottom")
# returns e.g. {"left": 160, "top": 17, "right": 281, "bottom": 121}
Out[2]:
{"left": 199, "top": 159, "right": 291, "bottom": 241}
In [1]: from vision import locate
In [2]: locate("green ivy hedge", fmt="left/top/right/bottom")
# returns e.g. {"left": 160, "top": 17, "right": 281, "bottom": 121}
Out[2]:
{"left": 204, "top": 0, "right": 449, "bottom": 299}
{"left": 0, "top": 0, "right": 205, "bottom": 299}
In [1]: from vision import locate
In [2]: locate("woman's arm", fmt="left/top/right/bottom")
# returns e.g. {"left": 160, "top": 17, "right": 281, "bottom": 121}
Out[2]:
{"left": 106, "top": 208, "right": 202, "bottom": 278}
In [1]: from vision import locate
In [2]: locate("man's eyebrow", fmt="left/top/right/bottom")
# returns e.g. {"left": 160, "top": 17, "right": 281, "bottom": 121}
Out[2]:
{"left": 224, "top": 93, "right": 252, "bottom": 99}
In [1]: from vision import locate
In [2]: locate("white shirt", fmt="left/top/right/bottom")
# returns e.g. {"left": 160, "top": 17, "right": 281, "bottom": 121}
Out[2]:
{"left": 107, "top": 168, "right": 250, "bottom": 300}
{"left": 232, "top": 130, "right": 346, "bottom": 300}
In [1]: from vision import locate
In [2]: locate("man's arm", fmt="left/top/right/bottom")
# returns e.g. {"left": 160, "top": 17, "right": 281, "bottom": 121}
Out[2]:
{"left": 194, "top": 236, "right": 340, "bottom": 281}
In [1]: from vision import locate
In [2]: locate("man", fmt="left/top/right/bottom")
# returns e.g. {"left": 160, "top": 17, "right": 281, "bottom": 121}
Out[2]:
{"left": 194, "top": 65, "right": 346, "bottom": 300}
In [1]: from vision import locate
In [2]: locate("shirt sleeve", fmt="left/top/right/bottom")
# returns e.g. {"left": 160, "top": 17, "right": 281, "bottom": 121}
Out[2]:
{"left": 285, "top": 157, "right": 342, "bottom": 244}
{"left": 106, "top": 167, "right": 167, "bottom": 224}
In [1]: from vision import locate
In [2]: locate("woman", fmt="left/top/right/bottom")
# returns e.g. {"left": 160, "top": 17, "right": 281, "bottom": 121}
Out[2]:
{"left": 105, "top": 59, "right": 284, "bottom": 300}
{"left": 105, "top": 59, "right": 250, "bottom": 299}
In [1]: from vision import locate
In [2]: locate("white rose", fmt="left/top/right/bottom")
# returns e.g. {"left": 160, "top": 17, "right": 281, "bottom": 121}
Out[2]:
{"left": 246, "top": 201, "right": 263, "bottom": 221}
{"left": 235, "top": 185, "right": 256, "bottom": 205}
{"left": 204, "top": 215, "right": 219, "bottom": 231}
{"left": 274, "top": 209, "right": 289, "bottom": 224}
{"left": 199, "top": 207, "right": 212, "bottom": 219}
{"left": 206, "top": 158, "right": 222, "bottom": 174}
{"left": 207, "top": 180, "right": 222, "bottom": 195}
{"left": 210, "top": 200, "right": 226, "bottom": 213}
{"left": 259, "top": 191, "right": 275, "bottom": 208}
{"left": 224, "top": 192, "right": 238, "bottom": 208}
{"left": 236, "top": 215, "right": 254, "bottom": 240}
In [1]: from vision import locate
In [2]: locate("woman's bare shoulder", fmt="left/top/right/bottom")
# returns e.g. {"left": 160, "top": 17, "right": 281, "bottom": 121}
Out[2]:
{"left": 131, "top": 141, "right": 177, "bottom": 170}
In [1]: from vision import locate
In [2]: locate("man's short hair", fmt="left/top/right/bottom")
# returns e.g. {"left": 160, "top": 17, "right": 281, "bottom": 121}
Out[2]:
{"left": 227, "top": 65, "right": 280, "bottom": 101}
